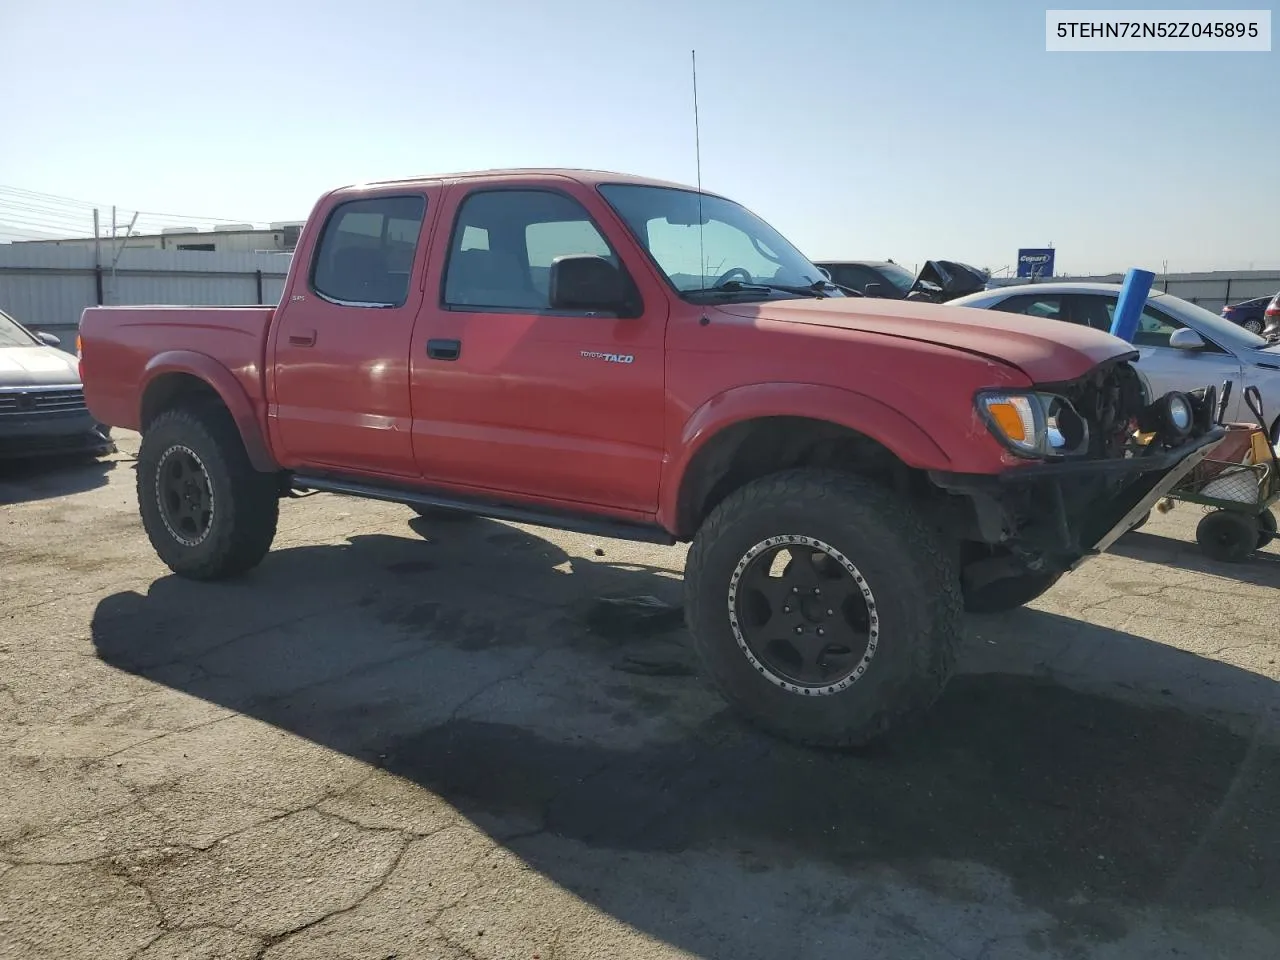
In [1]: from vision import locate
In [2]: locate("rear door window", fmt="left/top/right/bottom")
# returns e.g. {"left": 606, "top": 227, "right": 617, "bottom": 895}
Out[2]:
{"left": 1065, "top": 295, "right": 1114, "bottom": 331}
{"left": 310, "top": 195, "right": 427, "bottom": 308}
{"left": 991, "top": 294, "right": 1068, "bottom": 323}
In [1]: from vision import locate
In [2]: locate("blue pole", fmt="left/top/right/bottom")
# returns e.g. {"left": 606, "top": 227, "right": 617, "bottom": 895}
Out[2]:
{"left": 1108, "top": 267, "right": 1155, "bottom": 342}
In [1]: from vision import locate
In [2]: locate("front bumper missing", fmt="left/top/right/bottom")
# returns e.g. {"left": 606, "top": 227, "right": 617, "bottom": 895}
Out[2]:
{"left": 1077, "top": 430, "right": 1222, "bottom": 564}
{"left": 931, "top": 427, "right": 1226, "bottom": 575}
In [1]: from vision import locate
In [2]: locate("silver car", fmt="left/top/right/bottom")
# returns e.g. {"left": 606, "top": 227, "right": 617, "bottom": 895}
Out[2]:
{"left": 950, "top": 282, "right": 1280, "bottom": 442}
{"left": 0, "top": 307, "right": 114, "bottom": 461}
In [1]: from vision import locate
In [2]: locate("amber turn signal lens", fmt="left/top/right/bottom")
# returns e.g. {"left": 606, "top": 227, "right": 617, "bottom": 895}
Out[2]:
{"left": 987, "top": 401, "right": 1029, "bottom": 444}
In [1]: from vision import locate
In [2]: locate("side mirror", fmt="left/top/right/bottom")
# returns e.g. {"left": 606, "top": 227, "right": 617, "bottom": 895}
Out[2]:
{"left": 36, "top": 331, "right": 61, "bottom": 347}
{"left": 548, "top": 255, "right": 633, "bottom": 314}
{"left": 863, "top": 282, "right": 884, "bottom": 298}
{"left": 1169, "top": 328, "right": 1206, "bottom": 351}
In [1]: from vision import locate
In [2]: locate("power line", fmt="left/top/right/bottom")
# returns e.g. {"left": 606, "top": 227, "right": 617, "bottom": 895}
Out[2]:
{"left": 0, "top": 183, "right": 265, "bottom": 241}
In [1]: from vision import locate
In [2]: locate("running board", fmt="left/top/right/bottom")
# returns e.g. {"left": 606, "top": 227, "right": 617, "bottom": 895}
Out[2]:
{"left": 290, "top": 473, "right": 678, "bottom": 546}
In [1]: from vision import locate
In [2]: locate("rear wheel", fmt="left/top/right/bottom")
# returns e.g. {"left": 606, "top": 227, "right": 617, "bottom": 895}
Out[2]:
{"left": 1243, "top": 318, "right": 1264, "bottom": 335}
{"left": 684, "top": 468, "right": 962, "bottom": 749}
{"left": 137, "top": 405, "right": 279, "bottom": 580}
{"left": 1195, "top": 509, "right": 1257, "bottom": 563}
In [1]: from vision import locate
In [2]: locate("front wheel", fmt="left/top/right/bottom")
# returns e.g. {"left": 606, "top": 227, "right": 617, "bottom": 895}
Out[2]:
{"left": 684, "top": 469, "right": 962, "bottom": 749}
{"left": 137, "top": 405, "right": 280, "bottom": 580}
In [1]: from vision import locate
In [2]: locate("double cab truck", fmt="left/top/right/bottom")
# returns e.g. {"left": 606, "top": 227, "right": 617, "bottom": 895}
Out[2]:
{"left": 78, "top": 168, "right": 1224, "bottom": 748}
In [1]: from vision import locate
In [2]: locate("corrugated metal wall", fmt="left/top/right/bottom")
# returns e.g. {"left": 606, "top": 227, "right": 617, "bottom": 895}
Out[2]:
{"left": 0, "top": 245, "right": 291, "bottom": 349}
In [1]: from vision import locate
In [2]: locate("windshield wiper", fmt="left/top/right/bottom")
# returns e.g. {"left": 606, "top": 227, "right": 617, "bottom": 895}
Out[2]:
{"left": 696, "top": 279, "right": 832, "bottom": 299}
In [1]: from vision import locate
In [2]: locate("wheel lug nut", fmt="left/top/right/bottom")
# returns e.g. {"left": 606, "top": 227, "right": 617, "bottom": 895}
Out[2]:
{"left": 791, "top": 586, "right": 799, "bottom": 593}
{"left": 827, "top": 609, "right": 834, "bottom": 616}
{"left": 813, "top": 587, "right": 820, "bottom": 595}
{"left": 783, "top": 606, "right": 791, "bottom": 613}
{"left": 795, "top": 626, "right": 804, "bottom": 634}
{"left": 817, "top": 628, "right": 824, "bottom": 636}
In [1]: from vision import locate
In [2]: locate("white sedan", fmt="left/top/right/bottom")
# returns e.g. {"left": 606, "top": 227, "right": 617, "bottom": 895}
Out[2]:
{"left": 949, "top": 282, "right": 1280, "bottom": 442}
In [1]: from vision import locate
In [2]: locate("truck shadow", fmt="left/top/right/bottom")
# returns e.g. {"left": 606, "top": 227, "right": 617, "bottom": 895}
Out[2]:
{"left": 0, "top": 453, "right": 116, "bottom": 505}
{"left": 89, "top": 521, "right": 1280, "bottom": 954}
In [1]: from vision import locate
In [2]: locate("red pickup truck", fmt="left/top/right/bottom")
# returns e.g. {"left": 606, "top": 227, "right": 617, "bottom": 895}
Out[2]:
{"left": 79, "top": 168, "right": 1223, "bottom": 747}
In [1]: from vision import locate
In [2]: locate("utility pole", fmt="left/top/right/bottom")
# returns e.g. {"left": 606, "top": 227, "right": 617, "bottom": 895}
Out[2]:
{"left": 93, "top": 208, "right": 103, "bottom": 305}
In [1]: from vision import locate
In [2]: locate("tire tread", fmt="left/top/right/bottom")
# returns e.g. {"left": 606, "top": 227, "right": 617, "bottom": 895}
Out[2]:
{"left": 684, "top": 468, "right": 962, "bottom": 748}
{"left": 137, "top": 403, "right": 278, "bottom": 580}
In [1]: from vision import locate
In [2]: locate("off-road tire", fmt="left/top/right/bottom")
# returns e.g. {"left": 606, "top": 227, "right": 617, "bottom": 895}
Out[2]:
{"left": 1195, "top": 509, "right": 1257, "bottom": 563}
{"left": 137, "top": 404, "right": 279, "bottom": 580}
{"left": 962, "top": 570, "right": 1062, "bottom": 614}
{"left": 684, "top": 468, "right": 963, "bottom": 749}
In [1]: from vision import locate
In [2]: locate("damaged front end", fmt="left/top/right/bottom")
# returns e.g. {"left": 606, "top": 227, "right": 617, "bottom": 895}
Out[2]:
{"left": 931, "top": 358, "right": 1226, "bottom": 593}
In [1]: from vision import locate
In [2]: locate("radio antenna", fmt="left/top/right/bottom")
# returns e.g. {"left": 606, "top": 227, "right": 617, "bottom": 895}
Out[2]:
{"left": 692, "top": 49, "right": 705, "bottom": 291}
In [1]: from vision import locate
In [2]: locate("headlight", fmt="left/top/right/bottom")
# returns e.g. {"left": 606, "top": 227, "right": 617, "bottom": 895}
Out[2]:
{"left": 977, "top": 391, "right": 1090, "bottom": 459}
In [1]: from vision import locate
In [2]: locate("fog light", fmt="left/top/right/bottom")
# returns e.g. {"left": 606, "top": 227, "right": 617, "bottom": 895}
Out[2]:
{"left": 1138, "top": 391, "right": 1194, "bottom": 441}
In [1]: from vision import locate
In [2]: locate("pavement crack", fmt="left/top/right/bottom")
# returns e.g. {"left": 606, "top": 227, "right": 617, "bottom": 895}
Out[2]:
{"left": 94, "top": 711, "right": 239, "bottom": 766}
{"left": 447, "top": 647, "right": 554, "bottom": 724}
{"left": 248, "top": 833, "right": 413, "bottom": 957}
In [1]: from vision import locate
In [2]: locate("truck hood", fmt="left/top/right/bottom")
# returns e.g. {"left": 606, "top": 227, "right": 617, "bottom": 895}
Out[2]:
{"left": 0, "top": 345, "right": 81, "bottom": 387}
{"left": 715, "top": 297, "right": 1136, "bottom": 383}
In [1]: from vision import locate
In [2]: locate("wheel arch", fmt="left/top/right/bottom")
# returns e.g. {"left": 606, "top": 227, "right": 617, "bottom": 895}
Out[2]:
{"left": 661, "top": 383, "right": 953, "bottom": 539}
{"left": 140, "top": 352, "right": 278, "bottom": 473}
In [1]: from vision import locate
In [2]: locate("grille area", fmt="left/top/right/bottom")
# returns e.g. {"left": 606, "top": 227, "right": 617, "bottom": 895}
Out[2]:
{"left": 0, "top": 387, "right": 88, "bottom": 416}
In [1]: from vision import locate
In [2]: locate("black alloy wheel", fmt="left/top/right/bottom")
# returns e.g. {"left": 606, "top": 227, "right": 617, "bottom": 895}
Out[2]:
{"left": 730, "top": 537, "right": 877, "bottom": 694}
{"left": 157, "top": 445, "right": 214, "bottom": 546}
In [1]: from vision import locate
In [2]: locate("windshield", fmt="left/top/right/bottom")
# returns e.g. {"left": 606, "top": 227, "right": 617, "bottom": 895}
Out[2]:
{"left": 598, "top": 184, "right": 838, "bottom": 300}
{"left": 877, "top": 261, "right": 917, "bottom": 294}
{"left": 1155, "top": 291, "right": 1269, "bottom": 350}
{"left": 0, "top": 309, "right": 39, "bottom": 348}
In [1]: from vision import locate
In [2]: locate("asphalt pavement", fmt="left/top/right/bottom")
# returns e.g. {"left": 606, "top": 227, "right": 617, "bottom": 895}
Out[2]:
{"left": 1, "top": 432, "right": 1278, "bottom": 960}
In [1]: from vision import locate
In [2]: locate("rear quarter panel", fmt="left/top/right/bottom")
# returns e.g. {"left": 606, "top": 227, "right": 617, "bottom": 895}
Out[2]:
{"left": 79, "top": 304, "right": 274, "bottom": 439}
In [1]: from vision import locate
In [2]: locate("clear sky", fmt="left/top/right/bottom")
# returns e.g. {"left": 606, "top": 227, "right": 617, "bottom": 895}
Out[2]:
{"left": 1, "top": 0, "right": 1276, "bottom": 275}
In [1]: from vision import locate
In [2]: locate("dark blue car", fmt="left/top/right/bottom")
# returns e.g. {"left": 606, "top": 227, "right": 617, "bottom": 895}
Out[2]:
{"left": 1220, "top": 294, "right": 1277, "bottom": 335}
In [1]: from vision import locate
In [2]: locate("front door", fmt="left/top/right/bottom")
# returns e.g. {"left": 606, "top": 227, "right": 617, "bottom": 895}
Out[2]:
{"left": 408, "top": 183, "right": 667, "bottom": 514}
{"left": 269, "top": 190, "right": 437, "bottom": 478}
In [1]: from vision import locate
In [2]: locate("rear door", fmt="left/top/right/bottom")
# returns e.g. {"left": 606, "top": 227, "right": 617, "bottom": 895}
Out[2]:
{"left": 268, "top": 190, "right": 437, "bottom": 477}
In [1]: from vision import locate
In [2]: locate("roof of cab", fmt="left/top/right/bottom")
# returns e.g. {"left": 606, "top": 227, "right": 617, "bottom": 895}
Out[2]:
{"left": 336, "top": 168, "right": 719, "bottom": 195}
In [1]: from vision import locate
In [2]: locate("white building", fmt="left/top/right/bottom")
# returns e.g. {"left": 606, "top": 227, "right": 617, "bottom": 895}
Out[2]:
{"left": 15, "top": 222, "right": 305, "bottom": 255}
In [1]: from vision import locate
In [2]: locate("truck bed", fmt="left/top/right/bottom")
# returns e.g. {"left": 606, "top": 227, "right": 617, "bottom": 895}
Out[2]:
{"left": 79, "top": 305, "right": 275, "bottom": 431}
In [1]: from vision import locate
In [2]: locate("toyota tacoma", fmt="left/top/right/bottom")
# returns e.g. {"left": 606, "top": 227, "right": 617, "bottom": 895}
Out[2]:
{"left": 77, "top": 169, "right": 1223, "bottom": 747}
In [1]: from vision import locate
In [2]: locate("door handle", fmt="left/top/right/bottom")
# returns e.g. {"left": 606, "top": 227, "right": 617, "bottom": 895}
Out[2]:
{"left": 289, "top": 329, "right": 316, "bottom": 347}
{"left": 427, "top": 338, "right": 461, "bottom": 361}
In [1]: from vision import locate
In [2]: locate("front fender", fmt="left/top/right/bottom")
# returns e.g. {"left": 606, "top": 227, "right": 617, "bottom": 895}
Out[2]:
{"left": 658, "top": 382, "right": 954, "bottom": 534}
{"left": 142, "top": 351, "right": 278, "bottom": 472}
